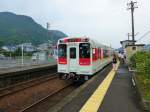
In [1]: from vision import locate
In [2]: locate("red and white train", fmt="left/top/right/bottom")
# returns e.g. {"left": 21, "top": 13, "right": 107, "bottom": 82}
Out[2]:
{"left": 57, "top": 36, "right": 113, "bottom": 80}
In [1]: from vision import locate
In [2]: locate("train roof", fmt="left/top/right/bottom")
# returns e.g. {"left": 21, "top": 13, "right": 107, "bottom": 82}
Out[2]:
{"left": 58, "top": 36, "right": 111, "bottom": 49}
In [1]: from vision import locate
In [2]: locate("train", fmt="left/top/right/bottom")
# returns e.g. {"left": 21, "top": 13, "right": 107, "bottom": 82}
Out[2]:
{"left": 57, "top": 36, "right": 113, "bottom": 81}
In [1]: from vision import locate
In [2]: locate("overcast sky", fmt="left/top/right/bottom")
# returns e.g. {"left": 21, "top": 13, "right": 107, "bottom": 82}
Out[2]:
{"left": 0, "top": 0, "right": 150, "bottom": 48}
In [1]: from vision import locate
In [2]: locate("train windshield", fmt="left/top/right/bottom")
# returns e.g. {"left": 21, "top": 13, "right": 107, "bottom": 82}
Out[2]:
{"left": 79, "top": 43, "right": 90, "bottom": 58}
{"left": 58, "top": 44, "right": 67, "bottom": 58}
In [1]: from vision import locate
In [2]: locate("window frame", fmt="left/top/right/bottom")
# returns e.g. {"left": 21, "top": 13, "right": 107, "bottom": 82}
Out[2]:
{"left": 79, "top": 43, "right": 90, "bottom": 59}
{"left": 58, "top": 44, "right": 67, "bottom": 58}
{"left": 70, "top": 47, "right": 76, "bottom": 59}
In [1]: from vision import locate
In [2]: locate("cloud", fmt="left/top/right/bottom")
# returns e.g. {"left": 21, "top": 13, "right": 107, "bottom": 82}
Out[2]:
{"left": 0, "top": 0, "right": 150, "bottom": 48}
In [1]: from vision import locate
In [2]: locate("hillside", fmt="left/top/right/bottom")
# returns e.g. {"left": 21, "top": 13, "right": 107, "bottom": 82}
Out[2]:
{"left": 0, "top": 12, "right": 67, "bottom": 46}
{"left": 144, "top": 44, "right": 150, "bottom": 50}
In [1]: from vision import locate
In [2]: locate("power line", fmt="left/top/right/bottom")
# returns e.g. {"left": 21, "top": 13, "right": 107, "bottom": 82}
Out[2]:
{"left": 137, "top": 31, "right": 150, "bottom": 42}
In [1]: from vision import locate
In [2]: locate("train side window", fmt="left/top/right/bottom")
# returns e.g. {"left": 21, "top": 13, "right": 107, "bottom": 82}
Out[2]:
{"left": 79, "top": 43, "right": 90, "bottom": 58}
{"left": 98, "top": 48, "right": 100, "bottom": 58}
{"left": 104, "top": 49, "right": 108, "bottom": 58}
{"left": 92, "top": 48, "right": 96, "bottom": 60}
{"left": 92, "top": 48, "right": 98, "bottom": 60}
{"left": 93, "top": 48, "right": 95, "bottom": 54}
{"left": 70, "top": 47, "right": 76, "bottom": 59}
{"left": 58, "top": 44, "right": 67, "bottom": 58}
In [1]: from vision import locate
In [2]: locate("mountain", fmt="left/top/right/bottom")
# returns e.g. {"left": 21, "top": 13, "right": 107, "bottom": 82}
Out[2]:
{"left": 0, "top": 12, "right": 67, "bottom": 46}
{"left": 144, "top": 44, "right": 150, "bottom": 51}
{"left": 48, "top": 30, "right": 67, "bottom": 43}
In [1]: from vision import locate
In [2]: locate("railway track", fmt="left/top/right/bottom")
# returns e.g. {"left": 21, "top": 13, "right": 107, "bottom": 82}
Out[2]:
{"left": 0, "top": 73, "right": 58, "bottom": 98}
{"left": 0, "top": 73, "right": 73, "bottom": 112}
{"left": 19, "top": 83, "right": 74, "bottom": 112}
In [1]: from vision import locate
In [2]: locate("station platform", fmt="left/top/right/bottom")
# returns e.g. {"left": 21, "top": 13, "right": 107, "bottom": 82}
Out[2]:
{"left": 49, "top": 62, "right": 144, "bottom": 112}
{"left": 0, "top": 62, "right": 56, "bottom": 75}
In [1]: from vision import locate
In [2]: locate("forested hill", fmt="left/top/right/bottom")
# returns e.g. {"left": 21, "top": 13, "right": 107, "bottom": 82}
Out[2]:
{"left": 0, "top": 12, "right": 67, "bottom": 46}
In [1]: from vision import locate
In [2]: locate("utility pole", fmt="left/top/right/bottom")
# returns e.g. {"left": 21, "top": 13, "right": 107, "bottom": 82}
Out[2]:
{"left": 47, "top": 22, "right": 50, "bottom": 30}
{"left": 127, "top": 33, "right": 130, "bottom": 41}
{"left": 47, "top": 22, "right": 50, "bottom": 43}
{"left": 47, "top": 22, "right": 51, "bottom": 43}
{"left": 127, "top": 1, "right": 138, "bottom": 45}
{"left": 47, "top": 22, "right": 53, "bottom": 45}
{"left": 127, "top": 33, "right": 132, "bottom": 46}
{"left": 21, "top": 44, "right": 24, "bottom": 66}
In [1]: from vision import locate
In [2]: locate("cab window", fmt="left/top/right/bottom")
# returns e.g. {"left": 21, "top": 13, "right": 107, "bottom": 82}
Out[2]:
{"left": 58, "top": 44, "right": 67, "bottom": 58}
{"left": 79, "top": 43, "right": 90, "bottom": 58}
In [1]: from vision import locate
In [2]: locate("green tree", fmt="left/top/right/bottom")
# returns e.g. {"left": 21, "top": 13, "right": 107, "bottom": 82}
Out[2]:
{"left": 14, "top": 47, "right": 22, "bottom": 56}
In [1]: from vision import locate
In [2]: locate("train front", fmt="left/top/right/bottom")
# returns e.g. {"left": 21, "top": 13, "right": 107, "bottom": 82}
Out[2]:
{"left": 57, "top": 37, "right": 91, "bottom": 80}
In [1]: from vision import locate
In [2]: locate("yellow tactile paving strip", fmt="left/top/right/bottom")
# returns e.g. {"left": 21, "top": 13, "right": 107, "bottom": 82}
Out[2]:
{"left": 80, "top": 62, "right": 120, "bottom": 112}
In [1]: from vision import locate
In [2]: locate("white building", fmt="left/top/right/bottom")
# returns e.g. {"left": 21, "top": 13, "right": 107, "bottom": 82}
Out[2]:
{"left": 37, "top": 43, "right": 52, "bottom": 51}
{"left": 2, "top": 45, "right": 17, "bottom": 52}
{"left": 18, "top": 43, "right": 36, "bottom": 52}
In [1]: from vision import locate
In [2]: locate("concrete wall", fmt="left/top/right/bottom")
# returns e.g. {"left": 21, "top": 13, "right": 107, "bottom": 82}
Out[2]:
{"left": 125, "top": 45, "right": 144, "bottom": 64}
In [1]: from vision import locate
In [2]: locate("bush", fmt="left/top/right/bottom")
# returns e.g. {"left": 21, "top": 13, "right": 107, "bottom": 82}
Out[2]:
{"left": 130, "top": 51, "right": 150, "bottom": 79}
{"left": 131, "top": 51, "right": 150, "bottom": 101}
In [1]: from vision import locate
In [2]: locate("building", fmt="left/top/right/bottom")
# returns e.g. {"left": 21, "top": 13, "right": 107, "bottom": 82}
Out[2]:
{"left": 37, "top": 43, "right": 51, "bottom": 51}
{"left": 120, "top": 40, "right": 136, "bottom": 49}
{"left": 120, "top": 40, "right": 145, "bottom": 63}
{"left": 31, "top": 51, "right": 48, "bottom": 61}
{"left": 2, "top": 45, "right": 17, "bottom": 52}
{"left": 17, "top": 43, "right": 37, "bottom": 52}
{"left": 125, "top": 44, "right": 145, "bottom": 62}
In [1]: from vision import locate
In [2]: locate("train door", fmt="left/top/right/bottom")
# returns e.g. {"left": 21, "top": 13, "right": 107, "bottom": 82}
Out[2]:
{"left": 68, "top": 46, "right": 78, "bottom": 72}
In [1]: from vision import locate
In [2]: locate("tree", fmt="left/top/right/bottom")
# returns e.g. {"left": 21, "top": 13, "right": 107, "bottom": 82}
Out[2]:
{"left": 14, "top": 47, "right": 22, "bottom": 56}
